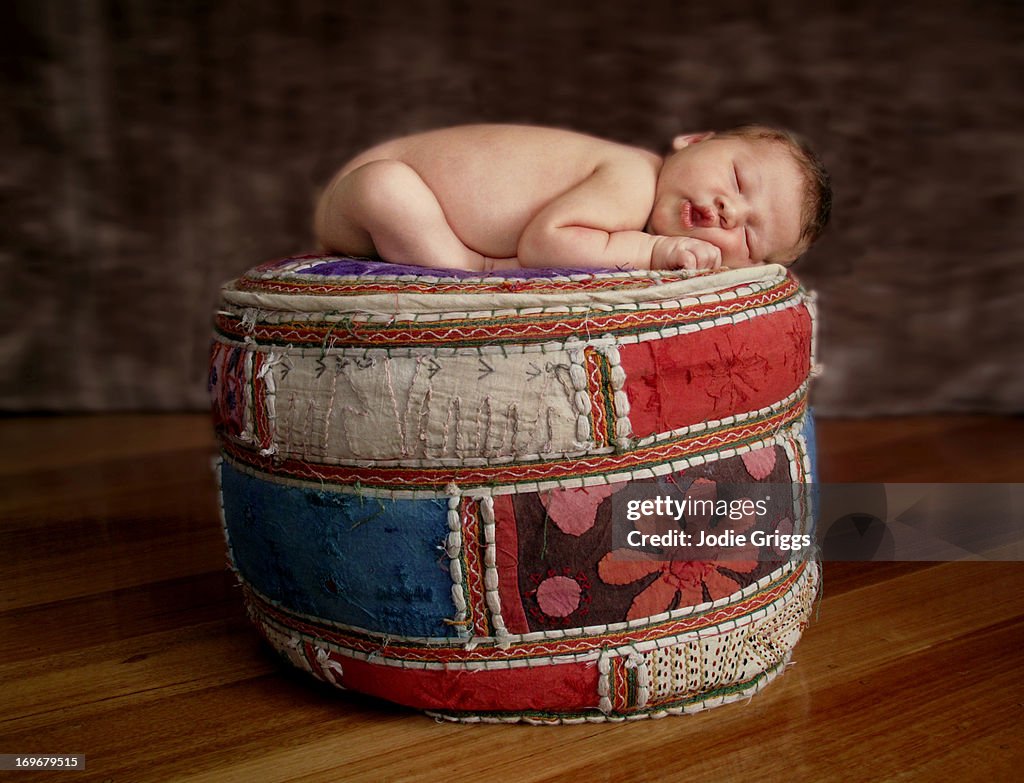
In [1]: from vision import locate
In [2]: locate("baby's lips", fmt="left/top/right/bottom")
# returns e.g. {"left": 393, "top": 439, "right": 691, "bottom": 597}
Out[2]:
{"left": 679, "top": 200, "right": 694, "bottom": 229}
{"left": 691, "top": 203, "right": 716, "bottom": 227}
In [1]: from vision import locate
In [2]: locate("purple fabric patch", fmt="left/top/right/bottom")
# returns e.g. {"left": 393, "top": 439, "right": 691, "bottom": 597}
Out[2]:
{"left": 298, "top": 256, "right": 610, "bottom": 279}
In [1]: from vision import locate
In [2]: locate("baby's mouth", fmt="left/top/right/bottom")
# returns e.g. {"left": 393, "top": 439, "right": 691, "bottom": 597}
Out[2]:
{"left": 680, "top": 201, "right": 715, "bottom": 229}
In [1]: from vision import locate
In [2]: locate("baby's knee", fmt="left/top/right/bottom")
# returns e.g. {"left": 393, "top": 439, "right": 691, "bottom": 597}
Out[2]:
{"left": 347, "top": 159, "right": 422, "bottom": 218}
{"left": 316, "top": 159, "right": 412, "bottom": 244}
{"left": 316, "top": 160, "right": 411, "bottom": 252}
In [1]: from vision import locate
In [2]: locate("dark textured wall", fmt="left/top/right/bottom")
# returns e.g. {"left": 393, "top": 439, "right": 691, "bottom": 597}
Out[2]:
{"left": 3, "top": 0, "right": 1021, "bottom": 413}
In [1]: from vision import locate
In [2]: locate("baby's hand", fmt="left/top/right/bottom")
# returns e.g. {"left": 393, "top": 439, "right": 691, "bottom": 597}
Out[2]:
{"left": 651, "top": 236, "right": 722, "bottom": 272}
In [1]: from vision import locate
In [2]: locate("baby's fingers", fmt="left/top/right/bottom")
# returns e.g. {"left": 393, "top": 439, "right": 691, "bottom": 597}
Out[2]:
{"left": 694, "top": 242, "right": 722, "bottom": 271}
{"left": 670, "top": 248, "right": 697, "bottom": 270}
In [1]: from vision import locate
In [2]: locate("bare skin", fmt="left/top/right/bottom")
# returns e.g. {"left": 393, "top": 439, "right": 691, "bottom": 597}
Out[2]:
{"left": 314, "top": 124, "right": 806, "bottom": 273}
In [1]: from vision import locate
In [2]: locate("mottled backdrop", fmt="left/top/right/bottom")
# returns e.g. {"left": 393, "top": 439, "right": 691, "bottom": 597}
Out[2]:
{"left": 3, "top": 0, "right": 1021, "bottom": 414}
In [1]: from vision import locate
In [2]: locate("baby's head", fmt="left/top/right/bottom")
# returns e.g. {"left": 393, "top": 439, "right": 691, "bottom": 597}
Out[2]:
{"left": 647, "top": 125, "right": 832, "bottom": 267}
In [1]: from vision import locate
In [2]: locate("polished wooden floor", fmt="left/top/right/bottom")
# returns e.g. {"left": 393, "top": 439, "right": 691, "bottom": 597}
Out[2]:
{"left": 1, "top": 414, "right": 1022, "bottom": 782}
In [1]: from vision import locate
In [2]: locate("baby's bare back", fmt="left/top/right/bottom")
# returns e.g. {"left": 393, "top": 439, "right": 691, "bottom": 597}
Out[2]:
{"left": 338, "top": 125, "right": 658, "bottom": 259}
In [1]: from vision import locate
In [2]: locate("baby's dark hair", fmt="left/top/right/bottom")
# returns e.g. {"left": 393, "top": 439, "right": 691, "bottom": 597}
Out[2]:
{"left": 717, "top": 125, "right": 832, "bottom": 254}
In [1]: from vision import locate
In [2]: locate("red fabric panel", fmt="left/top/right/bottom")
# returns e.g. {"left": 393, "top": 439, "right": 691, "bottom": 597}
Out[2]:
{"left": 338, "top": 654, "right": 600, "bottom": 713}
{"left": 620, "top": 305, "right": 811, "bottom": 438}
{"left": 491, "top": 494, "right": 531, "bottom": 634}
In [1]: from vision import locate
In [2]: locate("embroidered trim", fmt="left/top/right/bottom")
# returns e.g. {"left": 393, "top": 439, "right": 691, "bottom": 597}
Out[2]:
{"left": 444, "top": 484, "right": 470, "bottom": 636}
{"left": 238, "top": 254, "right": 742, "bottom": 296}
{"left": 602, "top": 343, "right": 633, "bottom": 450}
{"left": 479, "top": 496, "right": 508, "bottom": 643}
{"left": 459, "top": 497, "right": 490, "bottom": 640}
{"left": 215, "top": 277, "right": 802, "bottom": 349}
{"left": 241, "top": 561, "right": 810, "bottom": 666}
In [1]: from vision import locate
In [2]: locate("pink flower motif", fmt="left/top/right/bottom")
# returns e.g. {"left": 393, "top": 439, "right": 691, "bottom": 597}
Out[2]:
{"left": 536, "top": 575, "right": 582, "bottom": 617}
{"left": 741, "top": 446, "right": 777, "bottom": 480}
{"left": 540, "top": 483, "right": 623, "bottom": 537}
{"left": 526, "top": 568, "right": 592, "bottom": 627}
{"left": 598, "top": 556, "right": 759, "bottom": 620}
{"left": 598, "top": 478, "right": 759, "bottom": 619}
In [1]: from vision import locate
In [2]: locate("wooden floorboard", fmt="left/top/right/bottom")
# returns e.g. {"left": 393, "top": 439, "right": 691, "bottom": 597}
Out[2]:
{"left": 0, "top": 414, "right": 1021, "bottom": 781}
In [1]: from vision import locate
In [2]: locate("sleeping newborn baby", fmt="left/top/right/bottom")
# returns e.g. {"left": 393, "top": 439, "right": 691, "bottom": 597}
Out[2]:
{"left": 315, "top": 124, "right": 831, "bottom": 273}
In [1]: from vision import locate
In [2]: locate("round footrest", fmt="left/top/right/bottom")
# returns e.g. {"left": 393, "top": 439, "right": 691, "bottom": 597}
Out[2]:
{"left": 211, "top": 255, "right": 820, "bottom": 723}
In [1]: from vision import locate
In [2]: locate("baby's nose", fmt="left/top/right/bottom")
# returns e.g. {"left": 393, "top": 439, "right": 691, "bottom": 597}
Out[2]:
{"left": 715, "top": 196, "right": 748, "bottom": 228}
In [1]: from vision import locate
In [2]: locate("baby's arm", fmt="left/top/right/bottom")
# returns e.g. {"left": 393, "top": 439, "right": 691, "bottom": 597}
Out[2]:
{"left": 517, "top": 163, "right": 721, "bottom": 271}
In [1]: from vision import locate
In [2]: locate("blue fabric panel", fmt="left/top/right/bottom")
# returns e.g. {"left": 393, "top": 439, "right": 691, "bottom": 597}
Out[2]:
{"left": 805, "top": 410, "right": 818, "bottom": 484}
{"left": 804, "top": 411, "right": 820, "bottom": 530}
{"left": 220, "top": 462, "right": 456, "bottom": 638}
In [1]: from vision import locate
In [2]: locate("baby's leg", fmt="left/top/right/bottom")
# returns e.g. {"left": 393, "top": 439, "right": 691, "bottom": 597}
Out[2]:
{"left": 314, "top": 159, "right": 487, "bottom": 270}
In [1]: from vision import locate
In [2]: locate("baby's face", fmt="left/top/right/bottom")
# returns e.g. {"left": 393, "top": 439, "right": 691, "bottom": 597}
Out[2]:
{"left": 647, "top": 135, "right": 806, "bottom": 267}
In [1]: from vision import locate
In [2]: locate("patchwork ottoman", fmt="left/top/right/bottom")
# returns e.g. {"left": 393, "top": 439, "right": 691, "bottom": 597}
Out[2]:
{"left": 210, "top": 255, "right": 820, "bottom": 724}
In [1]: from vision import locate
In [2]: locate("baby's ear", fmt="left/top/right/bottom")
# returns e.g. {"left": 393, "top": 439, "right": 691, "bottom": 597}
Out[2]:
{"left": 672, "top": 131, "right": 716, "bottom": 150}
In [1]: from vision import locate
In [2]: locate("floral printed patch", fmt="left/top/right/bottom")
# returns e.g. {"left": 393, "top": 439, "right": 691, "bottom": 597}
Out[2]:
{"left": 508, "top": 444, "right": 800, "bottom": 632}
{"left": 209, "top": 342, "right": 246, "bottom": 437}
